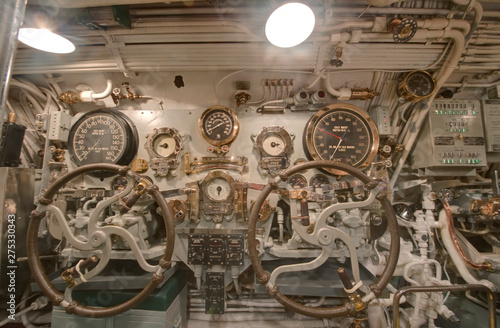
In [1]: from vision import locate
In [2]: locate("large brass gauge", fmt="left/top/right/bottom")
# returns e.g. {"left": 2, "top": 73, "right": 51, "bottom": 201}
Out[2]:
{"left": 199, "top": 105, "right": 240, "bottom": 147}
{"left": 68, "top": 109, "right": 138, "bottom": 167}
{"left": 252, "top": 125, "right": 294, "bottom": 175}
{"left": 145, "top": 127, "right": 183, "bottom": 177}
{"left": 398, "top": 70, "right": 436, "bottom": 102}
{"left": 304, "top": 103, "right": 379, "bottom": 175}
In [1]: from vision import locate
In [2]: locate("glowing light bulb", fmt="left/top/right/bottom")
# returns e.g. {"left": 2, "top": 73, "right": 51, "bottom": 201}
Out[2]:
{"left": 265, "top": 3, "right": 315, "bottom": 48}
{"left": 18, "top": 28, "right": 75, "bottom": 54}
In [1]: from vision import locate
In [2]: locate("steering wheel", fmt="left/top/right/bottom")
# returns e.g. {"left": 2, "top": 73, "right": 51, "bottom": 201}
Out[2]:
{"left": 247, "top": 160, "right": 399, "bottom": 318}
{"left": 27, "top": 164, "right": 175, "bottom": 318}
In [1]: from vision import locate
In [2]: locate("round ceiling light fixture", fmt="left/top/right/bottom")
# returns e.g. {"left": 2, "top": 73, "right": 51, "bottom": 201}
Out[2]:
{"left": 265, "top": 2, "right": 315, "bottom": 48}
{"left": 18, "top": 28, "right": 75, "bottom": 54}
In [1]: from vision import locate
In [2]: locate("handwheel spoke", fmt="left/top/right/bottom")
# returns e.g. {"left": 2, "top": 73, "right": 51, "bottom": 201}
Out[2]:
{"left": 100, "top": 225, "right": 158, "bottom": 272}
{"left": 46, "top": 205, "right": 93, "bottom": 251}
{"left": 88, "top": 178, "right": 135, "bottom": 233}
{"left": 269, "top": 245, "right": 334, "bottom": 286}
{"left": 28, "top": 163, "right": 175, "bottom": 318}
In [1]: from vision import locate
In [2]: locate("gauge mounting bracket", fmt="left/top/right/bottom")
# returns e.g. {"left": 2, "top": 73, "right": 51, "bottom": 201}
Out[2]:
{"left": 145, "top": 127, "right": 183, "bottom": 177}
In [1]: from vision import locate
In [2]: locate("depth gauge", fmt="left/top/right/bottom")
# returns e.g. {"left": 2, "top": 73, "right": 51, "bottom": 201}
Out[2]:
{"left": 304, "top": 103, "right": 379, "bottom": 175}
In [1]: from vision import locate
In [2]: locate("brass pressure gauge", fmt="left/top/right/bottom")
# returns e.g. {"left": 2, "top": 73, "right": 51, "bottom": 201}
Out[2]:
{"left": 398, "top": 70, "right": 436, "bottom": 102}
{"left": 252, "top": 125, "right": 294, "bottom": 175}
{"left": 199, "top": 105, "right": 240, "bottom": 147}
{"left": 145, "top": 127, "right": 183, "bottom": 177}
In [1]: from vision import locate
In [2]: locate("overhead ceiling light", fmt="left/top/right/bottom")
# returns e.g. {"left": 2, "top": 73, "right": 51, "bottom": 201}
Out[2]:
{"left": 265, "top": 2, "right": 315, "bottom": 48}
{"left": 18, "top": 28, "right": 75, "bottom": 54}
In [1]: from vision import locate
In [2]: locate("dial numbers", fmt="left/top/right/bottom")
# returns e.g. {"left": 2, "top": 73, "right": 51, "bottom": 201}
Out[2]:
{"left": 312, "top": 111, "right": 371, "bottom": 167}
{"left": 304, "top": 104, "right": 379, "bottom": 175}
{"left": 68, "top": 109, "right": 138, "bottom": 169}
{"left": 199, "top": 106, "right": 240, "bottom": 147}
{"left": 204, "top": 110, "right": 233, "bottom": 141}
{"left": 72, "top": 115, "right": 126, "bottom": 163}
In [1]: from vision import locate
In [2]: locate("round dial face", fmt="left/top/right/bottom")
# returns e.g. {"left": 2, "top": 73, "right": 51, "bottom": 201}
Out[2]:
{"left": 199, "top": 106, "right": 239, "bottom": 146}
{"left": 310, "top": 174, "right": 330, "bottom": 187}
{"left": 304, "top": 104, "right": 379, "bottom": 175}
{"left": 406, "top": 71, "right": 435, "bottom": 97}
{"left": 206, "top": 177, "right": 231, "bottom": 201}
{"left": 111, "top": 176, "right": 128, "bottom": 192}
{"left": 262, "top": 133, "right": 286, "bottom": 156}
{"left": 288, "top": 174, "right": 307, "bottom": 188}
{"left": 153, "top": 134, "right": 177, "bottom": 157}
{"left": 68, "top": 109, "right": 138, "bottom": 167}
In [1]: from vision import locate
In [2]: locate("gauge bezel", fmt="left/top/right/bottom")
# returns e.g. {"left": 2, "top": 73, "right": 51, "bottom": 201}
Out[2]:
{"left": 397, "top": 70, "right": 436, "bottom": 102}
{"left": 201, "top": 170, "right": 236, "bottom": 203}
{"left": 288, "top": 173, "right": 308, "bottom": 188}
{"left": 198, "top": 105, "right": 240, "bottom": 147}
{"left": 303, "top": 103, "right": 379, "bottom": 175}
{"left": 67, "top": 109, "right": 139, "bottom": 168}
{"left": 255, "top": 125, "right": 293, "bottom": 157}
{"left": 145, "top": 127, "right": 183, "bottom": 159}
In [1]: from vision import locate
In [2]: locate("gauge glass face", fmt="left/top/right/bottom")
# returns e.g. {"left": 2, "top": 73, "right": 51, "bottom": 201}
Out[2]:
{"left": 262, "top": 133, "right": 286, "bottom": 156}
{"left": 312, "top": 111, "right": 373, "bottom": 167}
{"left": 203, "top": 110, "right": 234, "bottom": 143}
{"left": 407, "top": 71, "right": 434, "bottom": 97}
{"left": 71, "top": 114, "right": 126, "bottom": 164}
{"left": 153, "top": 134, "right": 176, "bottom": 157}
{"left": 206, "top": 177, "right": 231, "bottom": 201}
{"left": 309, "top": 174, "right": 330, "bottom": 187}
{"left": 111, "top": 176, "right": 128, "bottom": 192}
{"left": 288, "top": 174, "right": 307, "bottom": 188}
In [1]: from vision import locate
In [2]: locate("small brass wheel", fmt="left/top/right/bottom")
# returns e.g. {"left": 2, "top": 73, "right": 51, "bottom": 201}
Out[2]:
{"left": 27, "top": 163, "right": 175, "bottom": 318}
{"left": 247, "top": 160, "right": 400, "bottom": 318}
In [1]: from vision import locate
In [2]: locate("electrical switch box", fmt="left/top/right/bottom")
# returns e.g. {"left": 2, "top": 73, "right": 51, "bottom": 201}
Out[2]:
{"left": 48, "top": 111, "right": 72, "bottom": 142}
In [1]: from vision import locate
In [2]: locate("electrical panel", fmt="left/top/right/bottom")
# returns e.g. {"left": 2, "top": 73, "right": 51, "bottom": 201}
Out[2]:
{"left": 188, "top": 234, "right": 244, "bottom": 266}
{"left": 412, "top": 99, "right": 487, "bottom": 169}
{"left": 481, "top": 99, "right": 500, "bottom": 152}
{"left": 205, "top": 272, "right": 225, "bottom": 314}
{"left": 48, "top": 111, "right": 72, "bottom": 142}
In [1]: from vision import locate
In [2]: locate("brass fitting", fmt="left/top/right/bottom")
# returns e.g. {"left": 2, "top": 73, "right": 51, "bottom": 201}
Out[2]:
{"left": 59, "top": 91, "right": 82, "bottom": 104}
{"left": 350, "top": 88, "right": 379, "bottom": 100}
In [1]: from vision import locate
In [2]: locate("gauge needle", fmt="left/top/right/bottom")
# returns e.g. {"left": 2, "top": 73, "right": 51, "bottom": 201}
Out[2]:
{"left": 206, "top": 120, "right": 225, "bottom": 133}
{"left": 329, "top": 128, "right": 349, "bottom": 161}
{"left": 318, "top": 128, "right": 341, "bottom": 140}
{"left": 81, "top": 138, "right": 101, "bottom": 160}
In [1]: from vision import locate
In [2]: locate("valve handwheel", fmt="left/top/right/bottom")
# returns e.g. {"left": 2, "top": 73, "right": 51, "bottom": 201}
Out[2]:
{"left": 27, "top": 163, "right": 175, "bottom": 317}
{"left": 247, "top": 160, "right": 400, "bottom": 318}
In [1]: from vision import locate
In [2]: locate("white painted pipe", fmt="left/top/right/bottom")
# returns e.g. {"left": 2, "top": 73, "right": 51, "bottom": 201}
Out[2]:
{"left": 79, "top": 79, "right": 113, "bottom": 102}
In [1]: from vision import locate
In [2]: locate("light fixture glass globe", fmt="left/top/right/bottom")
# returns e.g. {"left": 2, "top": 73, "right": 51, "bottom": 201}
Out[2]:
{"left": 265, "top": 2, "right": 315, "bottom": 48}
{"left": 18, "top": 28, "right": 75, "bottom": 54}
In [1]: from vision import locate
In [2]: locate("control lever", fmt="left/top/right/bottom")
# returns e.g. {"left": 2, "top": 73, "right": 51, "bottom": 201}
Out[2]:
{"left": 119, "top": 179, "right": 150, "bottom": 214}
{"left": 337, "top": 268, "right": 366, "bottom": 312}
{"left": 61, "top": 255, "right": 99, "bottom": 288}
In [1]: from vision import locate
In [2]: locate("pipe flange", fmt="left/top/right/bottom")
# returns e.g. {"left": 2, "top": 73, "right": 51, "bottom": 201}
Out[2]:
{"left": 369, "top": 282, "right": 384, "bottom": 297}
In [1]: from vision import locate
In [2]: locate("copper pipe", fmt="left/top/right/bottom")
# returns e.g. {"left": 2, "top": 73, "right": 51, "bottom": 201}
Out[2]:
{"left": 392, "top": 284, "right": 497, "bottom": 328}
{"left": 442, "top": 201, "right": 491, "bottom": 271}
